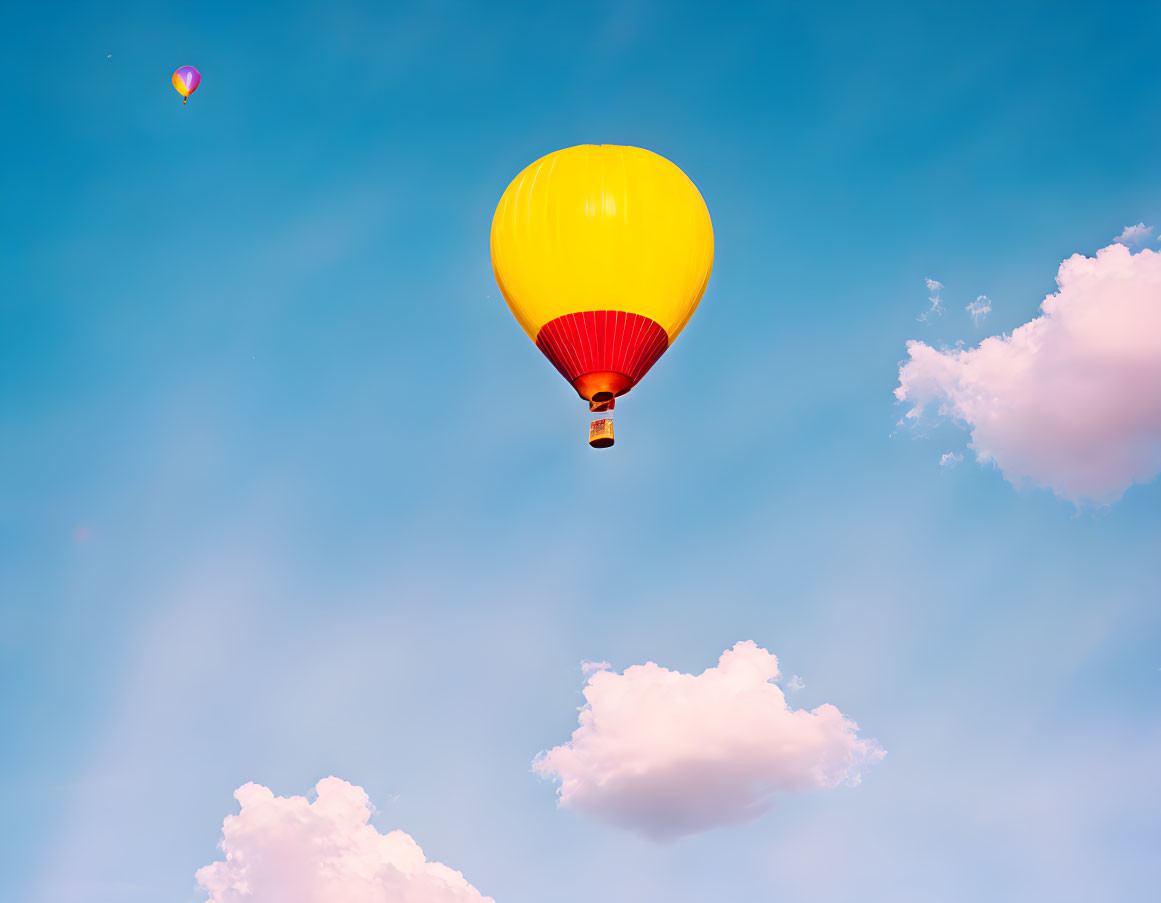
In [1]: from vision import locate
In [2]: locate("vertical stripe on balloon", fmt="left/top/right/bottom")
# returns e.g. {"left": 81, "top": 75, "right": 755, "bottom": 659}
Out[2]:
{"left": 535, "top": 311, "right": 670, "bottom": 390}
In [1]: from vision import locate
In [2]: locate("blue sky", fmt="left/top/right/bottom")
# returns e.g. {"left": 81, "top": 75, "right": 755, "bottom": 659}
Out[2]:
{"left": 2, "top": 1, "right": 1159, "bottom": 901}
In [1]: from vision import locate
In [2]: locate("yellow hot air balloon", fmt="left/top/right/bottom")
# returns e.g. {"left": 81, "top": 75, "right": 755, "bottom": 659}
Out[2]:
{"left": 490, "top": 145, "right": 714, "bottom": 448}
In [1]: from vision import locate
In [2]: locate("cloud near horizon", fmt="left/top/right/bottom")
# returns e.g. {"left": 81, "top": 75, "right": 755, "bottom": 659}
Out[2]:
{"left": 533, "top": 642, "right": 884, "bottom": 840}
{"left": 196, "top": 777, "right": 493, "bottom": 903}
{"left": 896, "top": 242, "right": 1161, "bottom": 505}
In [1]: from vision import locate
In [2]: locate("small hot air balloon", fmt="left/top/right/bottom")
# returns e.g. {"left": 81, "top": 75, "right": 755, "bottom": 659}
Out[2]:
{"left": 172, "top": 65, "right": 201, "bottom": 104}
{"left": 490, "top": 145, "right": 714, "bottom": 448}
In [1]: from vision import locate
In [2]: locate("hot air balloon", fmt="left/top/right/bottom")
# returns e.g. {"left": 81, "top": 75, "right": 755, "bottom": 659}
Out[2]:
{"left": 172, "top": 66, "right": 201, "bottom": 104}
{"left": 490, "top": 145, "right": 714, "bottom": 448}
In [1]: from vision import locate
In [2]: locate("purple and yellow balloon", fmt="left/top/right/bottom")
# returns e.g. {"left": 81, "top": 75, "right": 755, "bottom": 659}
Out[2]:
{"left": 172, "top": 66, "right": 201, "bottom": 105}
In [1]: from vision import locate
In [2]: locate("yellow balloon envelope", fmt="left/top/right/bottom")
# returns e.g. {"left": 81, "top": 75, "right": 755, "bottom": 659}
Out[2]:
{"left": 490, "top": 145, "right": 714, "bottom": 440}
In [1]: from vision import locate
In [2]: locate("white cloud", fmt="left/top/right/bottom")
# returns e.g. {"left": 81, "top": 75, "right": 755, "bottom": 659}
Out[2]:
{"left": 581, "top": 659, "right": 612, "bottom": 675}
{"left": 896, "top": 242, "right": 1161, "bottom": 504}
{"left": 919, "top": 277, "right": 944, "bottom": 322}
{"left": 196, "top": 777, "right": 493, "bottom": 903}
{"left": 533, "top": 642, "right": 884, "bottom": 840}
{"left": 965, "top": 295, "right": 991, "bottom": 324}
{"left": 1114, "top": 223, "right": 1154, "bottom": 246}
{"left": 786, "top": 674, "right": 805, "bottom": 692}
{"left": 940, "top": 452, "right": 963, "bottom": 469}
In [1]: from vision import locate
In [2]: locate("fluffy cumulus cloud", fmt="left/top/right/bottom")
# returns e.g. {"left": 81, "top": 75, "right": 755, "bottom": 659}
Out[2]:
{"left": 896, "top": 242, "right": 1161, "bottom": 504}
{"left": 533, "top": 642, "right": 884, "bottom": 840}
{"left": 196, "top": 777, "right": 493, "bottom": 903}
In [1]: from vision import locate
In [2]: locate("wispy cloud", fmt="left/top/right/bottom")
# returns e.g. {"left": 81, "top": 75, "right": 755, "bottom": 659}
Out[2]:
{"left": 786, "top": 674, "right": 805, "bottom": 692}
{"left": 533, "top": 642, "right": 883, "bottom": 840}
{"left": 1113, "top": 223, "right": 1154, "bottom": 246}
{"left": 897, "top": 243, "right": 1161, "bottom": 505}
{"left": 965, "top": 295, "right": 992, "bottom": 324}
{"left": 918, "top": 278, "right": 945, "bottom": 322}
{"left": 940, "top": 452, "right": 963, "bottom": 469}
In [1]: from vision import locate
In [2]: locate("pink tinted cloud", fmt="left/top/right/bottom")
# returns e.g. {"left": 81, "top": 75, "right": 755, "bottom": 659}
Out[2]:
{"left": 533, "top": 642, "right": 884, "bottom": 840}
{"left": 896, "top": 243, "right": 1161, "bottom": 504}
{"left": 1113, "top": 222, "right": 1154, "bottom": 246}
{"left": 196, "top": 777, "right": 493, "bottom": 903}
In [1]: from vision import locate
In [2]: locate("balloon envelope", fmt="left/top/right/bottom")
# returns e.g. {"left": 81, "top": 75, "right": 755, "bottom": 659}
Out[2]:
{"left": 490, "top": 145, "right": 714, "bottom": 409}
{"left": 172, "top": 66, "right": 201, "bottom": 101}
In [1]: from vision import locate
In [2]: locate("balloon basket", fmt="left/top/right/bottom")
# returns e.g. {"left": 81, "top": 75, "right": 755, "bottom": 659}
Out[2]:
{"left": 589, "top": 418, "right": 615, "bottom": 449}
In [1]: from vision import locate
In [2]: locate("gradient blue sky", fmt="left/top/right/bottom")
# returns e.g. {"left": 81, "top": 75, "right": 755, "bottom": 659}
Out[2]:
{"left": 2, "top": 1, "right": 1160, "bottom": 900}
